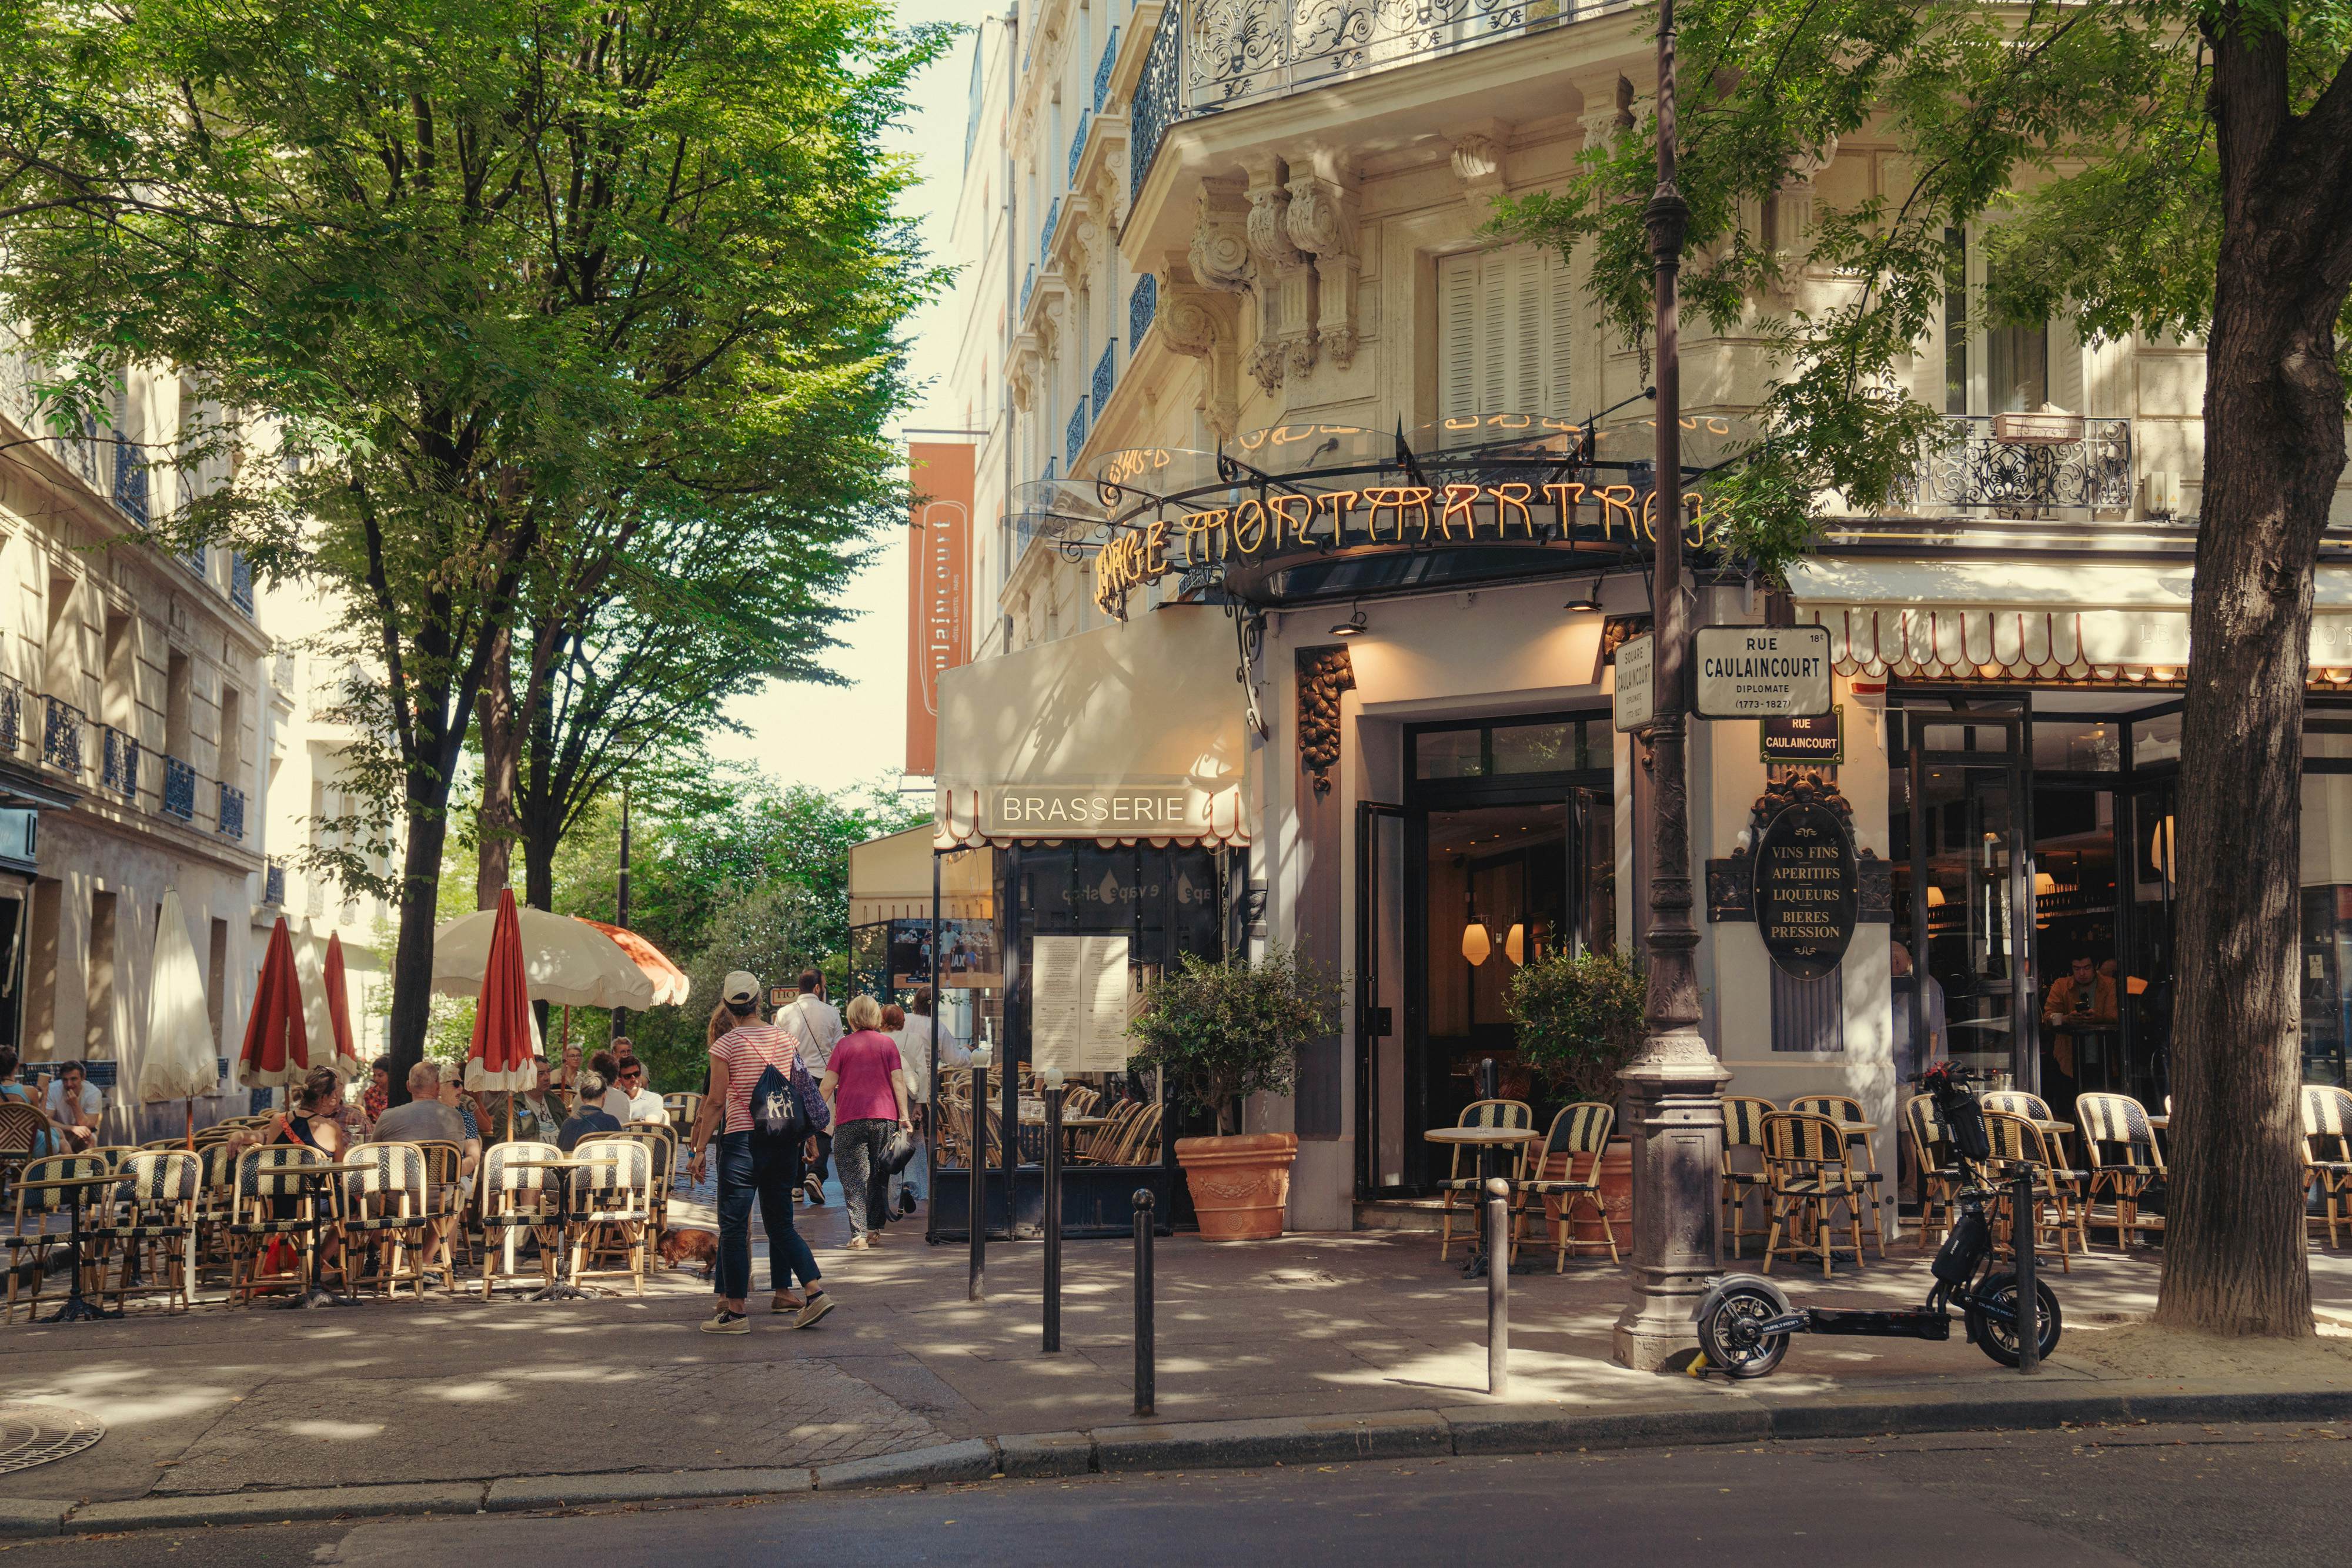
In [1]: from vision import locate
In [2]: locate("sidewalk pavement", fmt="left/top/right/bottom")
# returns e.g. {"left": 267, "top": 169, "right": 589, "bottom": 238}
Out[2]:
{"left": 2, "top": 1181, "right": 2351, "bottom": 1536}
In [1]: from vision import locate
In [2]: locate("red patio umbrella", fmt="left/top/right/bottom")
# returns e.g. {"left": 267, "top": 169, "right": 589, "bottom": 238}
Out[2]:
{"left": 322, "top": 932, "right": 362, "bottom": 1079}
{"left": 466, "top": 890, "right": 540, "bottom": 1134}
{"left": 237, "top": 916, "right": 309, "bottom": 1092}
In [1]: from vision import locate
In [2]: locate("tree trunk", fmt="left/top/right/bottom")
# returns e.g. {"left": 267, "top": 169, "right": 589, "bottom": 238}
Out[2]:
{"left": 384, "top": 776, "right": 454, "bottom": 1108}
{"left": 2156, "top": 16, "right": 2350, "bottom": 1338}
{"left": 475, "top": 625, "right": 517, "bottom": 910}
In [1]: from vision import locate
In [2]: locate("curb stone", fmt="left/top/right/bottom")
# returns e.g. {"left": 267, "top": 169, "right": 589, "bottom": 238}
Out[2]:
{"left": 0, "top": 1499, "right": 69, "bottom": 1538}
{"left": 485, "top": 1469, "right": 816, "bottom": 1512}
{"left": 1094, "top": 1410, "right": 1449, "bottom": 1473}
{"left": 810, "top": 1439, "right": 997, "bottom": 1491}
{"left": 69, "top": 1482, "right": 486, "bottom": 1534}
{"left": 1443, "top": 1402, "right": 1771, "bottom": 1455}
{"left": 995, "top": 1430, "right": 1095, "bottom": 1479}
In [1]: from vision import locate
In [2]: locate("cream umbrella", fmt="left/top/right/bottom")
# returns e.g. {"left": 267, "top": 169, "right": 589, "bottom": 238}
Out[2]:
{"left": 295, "top": 920, "right": 340, "bottom": 1080}
{"left": 140, "top": 888, "right": 218, "bottom": 1145}
{"left": 430, "top": 904, "right": 658, "bottom": 1010}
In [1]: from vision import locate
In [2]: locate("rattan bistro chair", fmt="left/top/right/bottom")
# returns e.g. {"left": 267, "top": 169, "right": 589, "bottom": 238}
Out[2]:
{"left": 1720, "top": 1096, "right": 1775, "bottom": 1260}
{"left": 1514, "top": 1102, "right": 1616, "bottom": 1271}
{"left": 1437, "top": 1099, "right": 1534, "bottom": 1263}
{"left": 479, "top": 1141, "right": 562, "bottom": 1299}
{"left": 89, "top": 1150, "right": 202, "bottom": 1312}
{"left": 2303, "top": 1085, "right": 2352, "bottom": 1248}
{"left": 2076, "top": 1092, "right": 2166, "bottom": 1249}
{"left": 3, "top": 1154, "right": 109, "bottom": 1322}
{"left": 338, "top": 1142, "right": 435, "bottom": 1300}
{"left": 564, "top": 1138, "right": 653, "bottom": 1295}
{"left": 1903, "top": 1093, "right": 1965, "bottom": 1251}
{"left": 228, "top": 1144, "right": 328, "bottom": 1305}
{"left": 1982, "top": 1109, "right": 2084, "bottom": 1272}
{"left": 1761, "top": 1111, "right": 1881, "bottom": 1278}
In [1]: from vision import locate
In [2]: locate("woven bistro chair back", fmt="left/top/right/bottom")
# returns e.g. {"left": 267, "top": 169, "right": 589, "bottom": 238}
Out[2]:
{"left": 2303, "top": 1084, "right": 2352, "bottom": 1164}
{"left": 1719, "top": 1096, "right": 1776, "bottom": 1260}
{"left": 2076, "top": 1094, "right": 2163, "bottom": 1174}
{"left": 340, "top": 1141, "right": 427, "bottom": 1213}
{"left": 339, "top": 1141, "right": 433, "bottom": 1298}
{"left": 116, "top": 1149, "right": 201, "bottom": 1206}
{"left": 1763, "top": 1109, "right": 1850, "bottom": 1171}
{"left": 569, "top": 1138, "right": 653, "bottom": 1219}
{"left": 239, "top": 1142, "right": 325, "bottom": 1205}
{"left": 1722, "top": 1096, "right": 1775, "bottom": 1152}
{"left": 1788, "top": 1094, "right": 1867, "bottom": 1126}
{"left": 5, "top": 1153, "right": 112, "bottom": 1321}
{"left": 1541, "top": 1102, "right": 1615, "bottom": 1168}
{"left": 1982, "top": 1090, "right": 2054, "bottom": 1121}
{"left": 478, "top": 1140, "right": 562, "bottom": 1299}
{"left": 1981, "top": 1109, "right": 2084, "bottom": 1271}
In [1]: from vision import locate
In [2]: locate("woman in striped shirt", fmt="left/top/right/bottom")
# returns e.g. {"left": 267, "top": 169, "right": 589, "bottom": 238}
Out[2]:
{"left": 686, "top": 971, "right": 833, "bottom": 1334}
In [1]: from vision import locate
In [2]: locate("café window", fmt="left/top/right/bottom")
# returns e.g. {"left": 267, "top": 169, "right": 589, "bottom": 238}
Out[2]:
{"left": 1437, "top": 244, "right": 1576, "bottom": 426}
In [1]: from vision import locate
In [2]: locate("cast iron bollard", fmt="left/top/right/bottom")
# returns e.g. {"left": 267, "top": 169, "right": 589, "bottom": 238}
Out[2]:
{"left": 1132, "top": 1187, "right": 1157, "bottom": 1416}
{"left": 1485, "top": 1176, "right": 1511, "bottom": 1397}
{"left": 2013, "top": 1167, "right": 2039, "bottom": 1375}
{"left": 1043, "top": 1078, "right": 1065, "bottom": 1353}
{"left": 967, "top": 1051, "right": 990, "bottom": 1303}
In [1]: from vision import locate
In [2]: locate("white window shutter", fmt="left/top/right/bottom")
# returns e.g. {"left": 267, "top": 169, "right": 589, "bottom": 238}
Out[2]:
{"left": 1441, "top": 253, "right": 1478, "bottom": 422}
{"left": 2048, "top": 311, "right": 2086, "bottom": 414}
{"left": 1477, "top": 253, "right": 1507, "bottom": 416}
{"left": 1511, "top": 251, "right": 1544, "bottom": 410}
{"left": 1544, "top": 252, "right": 1576, "bottom": 414}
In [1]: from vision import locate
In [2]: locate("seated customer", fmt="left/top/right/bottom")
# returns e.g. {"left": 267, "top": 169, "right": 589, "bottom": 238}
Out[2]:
{"left": 557, "top": 1071, "right": 622, "bottom": 1152}
{"left": 371, "top": 1061, "right": 470, "bottom": 1151}
{"left": 44, "top": 1061, "right": 102, "bottom": 1152}
{"left": 610, "top": 1056, "right": 666, "bottom": 1125}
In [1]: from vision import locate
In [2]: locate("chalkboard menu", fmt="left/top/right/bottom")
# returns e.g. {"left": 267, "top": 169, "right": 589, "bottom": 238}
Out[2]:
{"left": 1752, "top": 799, "right": 1859, "bottom": 979}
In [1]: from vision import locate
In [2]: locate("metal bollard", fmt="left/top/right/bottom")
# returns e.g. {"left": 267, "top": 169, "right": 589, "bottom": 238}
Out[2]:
{"left": 2013, "top": 1168, "right": 2039, "bottom": 1375}
{"left": 1043, "top": 1081, "right": 1064, "bottom": 1353}
{"left": 1132, "top": 1187, "right": 1156, "bottom": 1416}
{"left": 967, "top": 1054, "right": 990, "bottom": 1303}
{"left": 1485, "top": 1176, "right": 1511, "bottom": 1398}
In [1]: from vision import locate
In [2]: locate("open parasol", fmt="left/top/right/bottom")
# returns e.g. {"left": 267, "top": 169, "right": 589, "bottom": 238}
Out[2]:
{"left": 236, "top": 915, "right": 309, "bottom": 1092}
{"left": 322, "top": 932, "right": 363, "bottom": 1078}
{"left": 577, "top": 919, "right": 691, "bottom": 1007}
{"left": 432, "top": 905, "right": 656, "bottom": 1010}
{"left": 139, "top": 888, "right": 218, "bottom": 1145}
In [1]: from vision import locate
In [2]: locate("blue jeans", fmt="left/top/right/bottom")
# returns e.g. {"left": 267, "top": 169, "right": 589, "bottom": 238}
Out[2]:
{"left": 714, "top": 1130, "right": 820, "bottom": 1300}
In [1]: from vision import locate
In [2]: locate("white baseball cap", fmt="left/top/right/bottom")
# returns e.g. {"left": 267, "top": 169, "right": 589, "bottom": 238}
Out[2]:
{"left": 721, "top": 970, "right": 761, "bottom": 1005}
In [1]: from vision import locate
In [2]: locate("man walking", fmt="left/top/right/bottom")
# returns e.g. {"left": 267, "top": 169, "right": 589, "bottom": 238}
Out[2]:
{"left": 775, "top": 969, "right": 843, "bottom": 1204}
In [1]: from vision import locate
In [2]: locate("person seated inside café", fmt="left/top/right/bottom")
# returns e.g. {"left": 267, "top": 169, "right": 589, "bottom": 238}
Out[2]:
{"left": 44, "top": 1061, "right": 102, "bottom": 1152}
{"left": 557, "top": 1071, "right": 622, "bottom": 1152}
{"left": 2041, "top": 953, "right": 2118, "bottom": 1101}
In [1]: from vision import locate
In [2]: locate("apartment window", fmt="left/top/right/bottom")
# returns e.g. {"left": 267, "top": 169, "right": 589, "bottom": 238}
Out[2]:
{"left": 1944, "top": 225, "right": 2079, "bottom": 416}
{"left": 206, "top": 916, "right": 228, "bottom": 1048}
{"left": 218, "top": 684, "right": 243, "bottom": 778}
{"left": 165, "top": 652, "right": 192, "bottom": 760}
{"left": 1438, "top": 245, "right": 1576, "bottom": 427}
{"left": 86, "top": 888, "right": 116, "bottom": 1062}
{"left": 43, "top": 574, "right": 78, "bottom": 701}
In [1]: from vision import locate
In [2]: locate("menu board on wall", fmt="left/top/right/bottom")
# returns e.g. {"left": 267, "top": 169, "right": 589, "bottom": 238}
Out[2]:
{"left": 1031, "top": 934, "right": 1134, "bottom": 1075}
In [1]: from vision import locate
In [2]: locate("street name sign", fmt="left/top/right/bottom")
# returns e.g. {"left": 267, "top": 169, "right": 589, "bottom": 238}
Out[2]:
{"left": 1695, "top": 626, "right": 1832, "bottom": 718}
{"left": 1612, "top": 633, "right": 1655, "bottom": 733}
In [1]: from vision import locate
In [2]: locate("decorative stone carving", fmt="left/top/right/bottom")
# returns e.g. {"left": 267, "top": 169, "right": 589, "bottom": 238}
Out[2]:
{"left": 1156, "top": 261, "right": 1240, "bottom": 442}
{"left": 1287, "top": 150, "right": 1362, "bottom": 372}
{"left": 1008, "top": 348, "right": 1038, "bottom": 413}
{"left": 1241, "top": 155, "right": 1312, "bottom": 391}
{"left": 1189, "top": 180, "right": 1253, "bottom": 295}
{"left": 1297, "top": 646, "right": 1355, "bottom": 797}
{"left": 1448, "top": 125, "right": 1510, "bottom": 221}
{"left": 1579, "top": 78, "right": 1635, "bottom": 152}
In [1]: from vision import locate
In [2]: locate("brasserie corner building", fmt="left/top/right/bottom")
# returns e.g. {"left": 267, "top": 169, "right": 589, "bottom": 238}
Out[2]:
{"left": 897, "top": 421, "right": 2352, "bottom": 1240}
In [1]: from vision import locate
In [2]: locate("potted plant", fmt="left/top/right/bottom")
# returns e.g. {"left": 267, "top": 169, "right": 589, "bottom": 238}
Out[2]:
{"left": 1504, "top": 948, "right": 1647, "bottom": 1251}
{"left": 1128, "top": 944, "right": 1339, "bottom": 1239}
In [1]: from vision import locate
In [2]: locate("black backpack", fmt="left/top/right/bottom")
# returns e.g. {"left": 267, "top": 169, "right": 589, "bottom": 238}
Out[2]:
{"left": 751, "top": 1061, "right": 810, "bottom": 1144}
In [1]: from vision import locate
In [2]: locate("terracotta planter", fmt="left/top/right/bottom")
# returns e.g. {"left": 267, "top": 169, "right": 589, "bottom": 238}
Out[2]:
{"left": 1559, "top": 1134, "right": 1633, "bottom": 1252}
{"left": 1174, "top": 1132, "right": 1298, "bottom": 1241}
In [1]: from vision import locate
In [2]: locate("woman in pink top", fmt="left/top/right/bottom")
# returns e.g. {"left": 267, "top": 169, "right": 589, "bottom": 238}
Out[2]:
{"left": 821, "top": 995, "right": 911, "bottom": 1249}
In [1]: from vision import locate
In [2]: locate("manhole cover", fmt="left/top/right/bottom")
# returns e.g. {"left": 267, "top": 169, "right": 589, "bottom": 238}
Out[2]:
{"left": 0, "top": 1405, "right": 102, "bottom": 1475}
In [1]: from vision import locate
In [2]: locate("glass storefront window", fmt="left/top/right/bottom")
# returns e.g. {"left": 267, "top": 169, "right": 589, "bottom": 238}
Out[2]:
{"left": 1493, "top": 721, "right": 1578, "bottom": 774}
{"left": 1415, "top": 728, "right": 1484, "bottom": 779}
{"left": 2032, "top": 719, "right": 2120, "bottom": 772}
{"left": 2133, "top": 712, "right": 2181, "bottom": 765}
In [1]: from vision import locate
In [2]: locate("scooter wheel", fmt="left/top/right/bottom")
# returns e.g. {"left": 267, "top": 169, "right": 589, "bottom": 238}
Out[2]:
{"left": 1698, "top": 1282, "right": 1789, "bottom": 1378}
{"left": 1967, "top": 1273, "right": 2062, "bottom": 1367}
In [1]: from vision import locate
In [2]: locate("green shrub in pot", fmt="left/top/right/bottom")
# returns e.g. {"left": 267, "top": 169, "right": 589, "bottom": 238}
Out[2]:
{"left": 1503, "top": 948, "right": 1646, "bottom": 1104}
{"left": 1127, "top": 945, "right": 1340, "bottom": 1136}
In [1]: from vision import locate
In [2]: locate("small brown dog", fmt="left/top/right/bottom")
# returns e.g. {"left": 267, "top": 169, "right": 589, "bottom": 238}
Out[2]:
{"left": 659, "top": 1227, "right": 720, "bottom": 1276}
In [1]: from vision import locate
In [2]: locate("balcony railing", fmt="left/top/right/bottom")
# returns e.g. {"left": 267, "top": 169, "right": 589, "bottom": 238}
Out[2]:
{"left": 42, "top": 697, "right": 82, "bottom": 775}
{"left": 1130, "top": 274, "right": 1158, "bottom": 347}
{"left": 162, "top": 755, "right": 196, "bottom": 822}
{"left": 1069, "top": 109, "right": 1091, "bottom": 186}
{"left": 111, "top": 432, "right": 149, "bottom": 526}
{"left": 1041, "top": 196, "right": 1061, "bottom": 265}
{"left": 1094, "top": 26, "right": 1121, "bottom": 112}
{"left": 1067, "top": 396, "right": 1091, "bottom": 469}
{"left": 0, "top": 680, "right": 20, "bottom": 755}
{"left": 230, "top": 551, "right": 254, "bottom": 616}
{"left": 1131, "top": 0, "right": 1599, "bottom": 193}
{"left": 1021, "top": 263, "right": 1037, "bottom": 316}
{"left": 1906, "top": 416, "right": 2134, "bottom": 516}
{"left": 218, "top": 781, "right": 246, "bottom": 840}
{"left": 1093, "top": 340, "right": 1117, "bottom": 418}
{"left": 263, "top": 860, "right": 286, "bottom": 907}
{"left": 99, "top": 725, "right": 139, "bottom": 800}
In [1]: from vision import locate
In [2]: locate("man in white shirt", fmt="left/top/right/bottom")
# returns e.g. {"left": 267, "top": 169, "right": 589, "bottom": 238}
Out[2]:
{"left": 609, "top": 1054, "right": 667, "bottom": 1125}
{"left": 773, "top": 969, "right": 843, "bottom": 1203}
{"left": 44, "top": 1061, "right": 102, "bottom": 1152}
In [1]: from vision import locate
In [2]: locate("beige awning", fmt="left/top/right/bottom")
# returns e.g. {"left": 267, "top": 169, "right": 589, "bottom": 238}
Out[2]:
{"left": 1788, "top": 558, "right": 2352, "bottom": 682}
{"left": 934, "top": 604, "right": 1252, "bottom": 848}
{"left": 847, "top": 827, "right": 994, "bottom": 927}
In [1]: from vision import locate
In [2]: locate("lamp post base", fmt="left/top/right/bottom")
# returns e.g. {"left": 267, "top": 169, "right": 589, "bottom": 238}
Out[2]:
{"left": 1612, "top": 1032, "right": 1729, "bottom": 1372}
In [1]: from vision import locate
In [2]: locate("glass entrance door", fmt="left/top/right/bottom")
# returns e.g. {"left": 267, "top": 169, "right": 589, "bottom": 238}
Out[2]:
{"left": 1357, "top": 801, "right": 1406, "bottom": 1196}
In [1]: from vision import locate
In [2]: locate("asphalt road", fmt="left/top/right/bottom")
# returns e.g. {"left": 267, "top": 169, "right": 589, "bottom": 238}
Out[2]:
{"left": 6, "top": 1420, "right": 2348, "bottom": 1568}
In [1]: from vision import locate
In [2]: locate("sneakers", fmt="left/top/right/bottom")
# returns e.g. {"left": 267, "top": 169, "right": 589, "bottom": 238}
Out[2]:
{"left": 802, "top": 1174, "right": 825, "bottom": 1204}
{"left": 794, "top": 1293, "right": 836, "bottom": 1330}
{"left": 843, "top": 1235, "right": 873, "bottom": 1251}
{"left": 699, "top": 1310, "right": 749, "bottom": 1334}
{"left": 897, "top": 1188, "right": 918, "bottom": 1218}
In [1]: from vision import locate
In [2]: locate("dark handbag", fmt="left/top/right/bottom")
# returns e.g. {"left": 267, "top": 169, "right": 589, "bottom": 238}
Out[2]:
{"left": 880, "top": 1126, "right": 918, "bottom": 1176}
{"left": 792, "top": 1058, "right": 832, "bottom": 1135}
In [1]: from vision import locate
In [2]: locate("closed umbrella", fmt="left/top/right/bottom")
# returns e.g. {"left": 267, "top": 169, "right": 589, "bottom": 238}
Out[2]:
{"left": 236, "top": 916, "right": 308, "bottom": 1094}
{"left": 577, "top": 920, "right": 691, "bottom": 1007}
{"left": 295, "top": 921, "right": 336, "bottom": 1082}
{"left": 139, "top": 888, "right": 216, "bottom": 1146}
{"left": 322, "top": 933, "right": 362, "bottom": 1079}
{"left": 432, "top": 905, "right": 656, "bottom": 1010}
{"left": 466, "top": 891, "right": 541, "bottom": 1140}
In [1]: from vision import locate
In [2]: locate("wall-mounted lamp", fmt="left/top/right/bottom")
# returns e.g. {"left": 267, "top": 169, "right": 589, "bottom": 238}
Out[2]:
{"left": 1562, "top": 581, "right": 1602, "bottom": 613}
{"left": 1926, "top": 885, "right": 1946, "bottom": 908}
{"left": 1331, "top": 604, "right": 1368, "bottom": 638}
{"left": 1504, "top": 923, "right": 1526, "bottom": 966}
{"left": 1461, "top": 920, "right": 1491, "bottom": 967}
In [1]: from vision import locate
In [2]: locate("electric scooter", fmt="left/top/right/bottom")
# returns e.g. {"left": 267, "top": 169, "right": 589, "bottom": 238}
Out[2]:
{"left": 1692, "top": 1063, "right": 2062, "bottom": 1378}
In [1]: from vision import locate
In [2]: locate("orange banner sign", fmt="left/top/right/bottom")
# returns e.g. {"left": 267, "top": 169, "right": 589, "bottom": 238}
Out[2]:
{"left": 906, "top": 442, "right": 975, "bottom": 775}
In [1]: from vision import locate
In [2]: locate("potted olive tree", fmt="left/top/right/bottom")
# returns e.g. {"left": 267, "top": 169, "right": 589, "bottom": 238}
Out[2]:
{"left": 1128, "top": 944, "right": 1339, "bottom": 1239}
{"left": 1504, "top": 948, "right": 1647, "bottom": 1251}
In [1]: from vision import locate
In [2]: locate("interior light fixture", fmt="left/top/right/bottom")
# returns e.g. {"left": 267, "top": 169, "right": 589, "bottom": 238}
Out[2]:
{"left": 1461, "top": 920, "right": 1492, "bottom": 967}
{"left": 1926, "top": 885, "right": 1946, "bottom": 908}
{"left": 1331, "top": 604, "right": 1368, "bottom": 638}
{"left": 1562, "top": 580, "right": 1602, "bottom": 613}
{"left": 1504, "top": 923, "right": 1526, "bottom": 966}
{"left": 2033, "top": 871, "right": 2056, "bottom": 897}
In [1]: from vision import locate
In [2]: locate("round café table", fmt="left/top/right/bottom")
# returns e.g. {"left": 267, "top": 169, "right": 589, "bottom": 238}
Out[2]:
{"left": 1424, "top": 1126, "right": 1542, "bottom": 1277}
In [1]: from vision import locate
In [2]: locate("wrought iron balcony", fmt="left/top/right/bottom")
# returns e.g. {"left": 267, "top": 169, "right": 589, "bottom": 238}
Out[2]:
{"left": 263, "top": 860, "right": 286, "bottom": 907}
{"left": 230, "top": 551, "right": 254, "bottom": 615}
{"left": 1021, "top": 263, "right": 1036, "bottom": 316}
{"left": 217, "top": 780, "right": 246, "bottom": 840}
{"left": 1041, "top": 197, "right": 1061, "bottom": 265}
{"left": 1132, "top": 0, "right": 1595, "bottom": 193}
{"left": 1905, "top": 416, "right": 2134, "bottom": 516}
{"left": 1130, "top": 274, "right": 1158, "bottom": 347}
{"left": 1067, "top": 396, "right": 1091, "bottom": 469}
{"left": 0, "top": 680, "right": 20, "bottom": 755}
{"left": 162, "top": 755, "right": 196, "bottom": 821}
{"left": 42, "top": 697, "right": 82, "bottom": 775}
{"left": 112, "top": 432, "right": 149, "bottom": 526}
{"left": 1094, "top": 25, "right": 1121, "bottom": 112}
{"left": 1093, "top": 340, "right": 1117, "bottom": 417}
{"left": 1070, "top": 109, "right": 1091, "bottom": 186}
{"left": 99, "top": 725, "right": 139, "bottom": 800}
